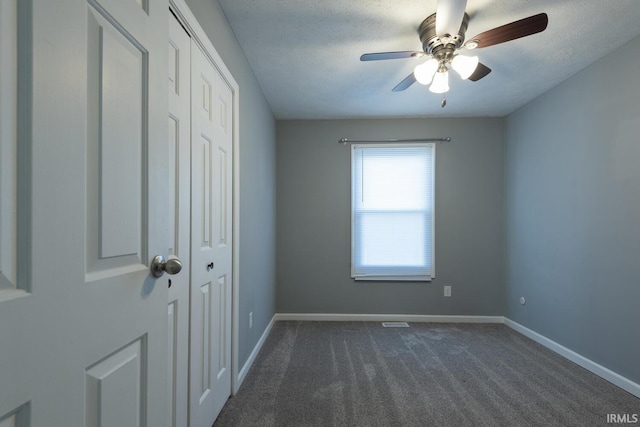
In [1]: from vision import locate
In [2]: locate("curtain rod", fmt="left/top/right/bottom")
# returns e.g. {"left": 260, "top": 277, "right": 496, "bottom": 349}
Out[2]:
{"left": 338, "top": 137, "right": 451, "bottom": 145}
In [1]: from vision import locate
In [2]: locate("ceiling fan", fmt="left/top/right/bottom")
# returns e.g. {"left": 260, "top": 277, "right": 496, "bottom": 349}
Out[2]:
{"left": 360, "top": 0, "right": 548, "bottom": 101}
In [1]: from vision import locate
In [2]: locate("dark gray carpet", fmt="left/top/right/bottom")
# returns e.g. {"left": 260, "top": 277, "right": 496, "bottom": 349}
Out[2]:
{"left": 214, "top": 321, "right": 640, "bottom": 427}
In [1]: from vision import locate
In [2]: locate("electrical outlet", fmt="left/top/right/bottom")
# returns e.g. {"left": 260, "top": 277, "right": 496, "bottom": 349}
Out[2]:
{"left": 444, "top": 285, "right": 452, "bottom": 297}
{"left": 249, "top": 312, "right": 253, "bottom": 328}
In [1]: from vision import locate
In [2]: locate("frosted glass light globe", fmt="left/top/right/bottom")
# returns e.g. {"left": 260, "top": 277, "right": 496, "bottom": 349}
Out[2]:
{"left": 414, "top": 59, "right": 439, "bottom": 85}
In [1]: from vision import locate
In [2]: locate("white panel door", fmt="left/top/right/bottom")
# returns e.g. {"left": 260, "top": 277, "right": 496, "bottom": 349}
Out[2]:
{"left": 0, "top": 0, "right": 169, "bottom": 425}
{"left": 167, "top": 11, "right": 191, "bottom": 427}
{"left": 190, "top": 40, "right": 234, "bottom": 427}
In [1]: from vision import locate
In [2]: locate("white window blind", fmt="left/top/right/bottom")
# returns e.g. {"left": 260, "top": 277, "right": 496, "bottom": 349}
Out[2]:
{"left": 351, "top": 144, "right": 435, "bottom": 281}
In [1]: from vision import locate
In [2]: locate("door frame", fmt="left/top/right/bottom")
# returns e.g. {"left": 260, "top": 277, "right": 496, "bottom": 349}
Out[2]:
{"left": 169, "top": 0, "right": 242, "bottom": 395}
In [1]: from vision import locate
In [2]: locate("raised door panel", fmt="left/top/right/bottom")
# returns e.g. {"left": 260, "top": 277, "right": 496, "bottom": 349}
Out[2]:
{"left": 167, "top": 301, "right": 177, "bottom": 425}
{"left": 200, "top": 135, "right": 213, "bottom": 249}
{"left": 197, "top": 282, "right": 212, "bottom": 403}
{"left": 85, "top": 339, "right": 145, "bottom": 427}
{"left": 215, "top": 147, "right": 228, "bottom": 248}
{"left": 215, "top": 76, "right": 232, "bottom": 139}
{"left": 167, "top": 115, "right": 178, "bottom": 256}
{"left": 86, "top": 5, "right": 146, "bottom": 279}
{"left": 213, "top": 274, "right": 228, "bottom": 380}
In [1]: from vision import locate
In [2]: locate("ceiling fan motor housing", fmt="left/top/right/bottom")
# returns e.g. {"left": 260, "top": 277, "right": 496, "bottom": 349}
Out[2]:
{"left": 419, "top": 13, "right": 469, "bottom": 61}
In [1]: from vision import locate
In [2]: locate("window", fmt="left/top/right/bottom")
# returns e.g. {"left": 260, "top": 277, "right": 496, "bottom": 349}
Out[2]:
{"left": 351, "top": 144, "right": 435, "bottom": 281}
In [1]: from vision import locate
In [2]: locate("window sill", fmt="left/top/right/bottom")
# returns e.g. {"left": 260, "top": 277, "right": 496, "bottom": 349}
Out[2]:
{"left": 352, "top": 275, "right": 433, "bottom": 282}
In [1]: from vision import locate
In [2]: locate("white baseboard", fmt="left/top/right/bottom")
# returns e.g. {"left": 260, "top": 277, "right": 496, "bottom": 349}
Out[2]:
{"left": 236, "top": 314, "right": 276, "bottom": 391}
{"left": 274, "top": 313, "right": 504, "bottom": 324}
{"left": 504, "top": 318, "right": 640, "bottom": 399}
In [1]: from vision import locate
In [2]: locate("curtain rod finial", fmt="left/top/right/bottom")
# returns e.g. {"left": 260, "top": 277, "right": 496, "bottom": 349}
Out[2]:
{"left": 339, "top": 138, "right": 348, "bottom": 145}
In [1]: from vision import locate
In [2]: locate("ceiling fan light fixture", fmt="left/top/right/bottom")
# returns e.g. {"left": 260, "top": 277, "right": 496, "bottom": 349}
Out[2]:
{"left": 414, "top": 58, "right": 439, "bottom": 85}
{"left": 451, "top": 54, "right": 479, "bottom": 80}
{"left": 359, "top": 6, "right": 549, "bottom": 97}
{"left": 429, "top": 69, "right": 449, "bottom": 93}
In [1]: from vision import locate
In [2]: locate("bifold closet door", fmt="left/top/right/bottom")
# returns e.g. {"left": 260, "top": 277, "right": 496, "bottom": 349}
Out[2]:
{"left": 189, "top": 39, "right": 234, "bottom": 427}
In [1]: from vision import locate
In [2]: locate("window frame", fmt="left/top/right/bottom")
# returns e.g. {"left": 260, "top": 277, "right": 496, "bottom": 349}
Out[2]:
{"left": 350, "top": 143, "right": 435, "bottom": 282}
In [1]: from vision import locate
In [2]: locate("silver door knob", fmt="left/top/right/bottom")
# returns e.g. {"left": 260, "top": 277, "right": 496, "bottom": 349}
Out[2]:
{"left": 150, "top": 255, "right": 182, "bottom": 278}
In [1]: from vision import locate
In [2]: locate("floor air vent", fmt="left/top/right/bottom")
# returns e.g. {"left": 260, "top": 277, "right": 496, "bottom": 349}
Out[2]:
{"left": 382, "top": 322, "right": 410, "bottom": 328}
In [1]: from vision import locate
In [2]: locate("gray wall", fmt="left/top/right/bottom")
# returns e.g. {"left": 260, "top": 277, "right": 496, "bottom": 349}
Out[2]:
{"left": 184, "top": 0, "right": 277, "bottom": 368}
{"left": 505, "top": 36, "right": 640, "bottom": 384}
{"left": 277, "top": 118, "right": 505, "bottom": 315}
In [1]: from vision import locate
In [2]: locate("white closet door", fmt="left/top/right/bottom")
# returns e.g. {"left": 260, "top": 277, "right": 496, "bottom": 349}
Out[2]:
{"left": 189, "top": 39, "right": 234, "bottom": 427}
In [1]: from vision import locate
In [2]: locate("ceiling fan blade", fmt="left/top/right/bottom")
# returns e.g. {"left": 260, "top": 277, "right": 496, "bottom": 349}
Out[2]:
{"left": 466, "top": 13, "right": 548, "bottom": 49}
{"left": 468, "top": 62, "right": 491, "bottom": 81}
{"left": 392, "top": 73, "right": 417, "bottom": 92}
{"left": 360, "top": 51, "right": 425, "bottom": 61}
{"left": 436, "top": 0, "right": 468, "bottom": 36}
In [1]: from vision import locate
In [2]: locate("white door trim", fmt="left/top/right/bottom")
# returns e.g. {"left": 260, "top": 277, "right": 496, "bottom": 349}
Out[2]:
{"left": 169, "top": 0, "right": 242, "bottom": 395}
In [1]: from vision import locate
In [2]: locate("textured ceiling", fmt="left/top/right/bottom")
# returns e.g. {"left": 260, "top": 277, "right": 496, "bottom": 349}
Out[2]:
{"left": 218, "top": 0, "right": 640, "bottom": 119}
